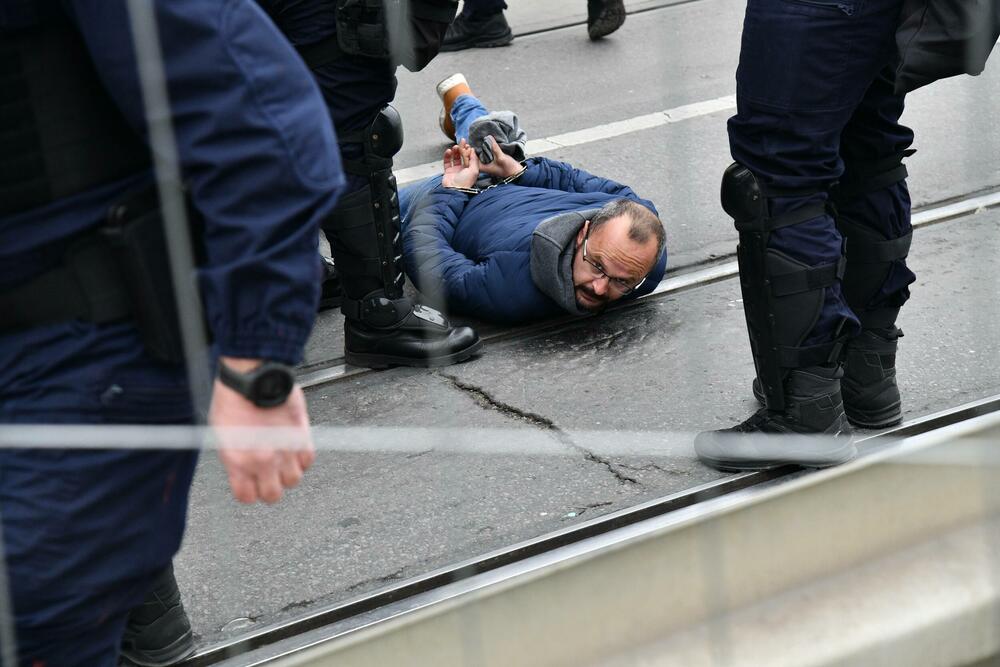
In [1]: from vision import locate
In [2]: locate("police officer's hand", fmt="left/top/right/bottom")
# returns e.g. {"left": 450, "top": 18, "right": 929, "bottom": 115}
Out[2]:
{"left": 210, "top": 358, "right": 315, "bottom": 504}
{"left": 442, "top": 139, "right": 480, "bottom": 189}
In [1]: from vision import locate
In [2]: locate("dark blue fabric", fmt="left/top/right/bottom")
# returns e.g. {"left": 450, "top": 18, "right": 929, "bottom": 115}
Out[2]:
{"left": 400, "top": 157, "right": 667, "bottom": 323}
{"left": 459, "top": 0, "right": 508, "bottom": 18}
{"left": 0, "top": 1, "right": 343, "bottom": 662}
{"left": 728, "top": 0, "right": 916, "bottom": 344}
{"left": 259, "top": 0, "right": 398, "bottom": 194}
{"left": 1, "top": 0, "right": 343, "bottom": 363}
{"left": 1, "top": 445, "right": 198, "bottom": 667}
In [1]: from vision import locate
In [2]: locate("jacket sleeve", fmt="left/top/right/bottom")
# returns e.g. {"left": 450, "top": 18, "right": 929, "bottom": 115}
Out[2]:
{"left": 401, "top": 181, "right": 479, "bottom": 306}
{"left": 66, "top": 0, "right": 343, "bottom": 365}
{"left": 515, "top": 157, "right": 647, "bottom": 201}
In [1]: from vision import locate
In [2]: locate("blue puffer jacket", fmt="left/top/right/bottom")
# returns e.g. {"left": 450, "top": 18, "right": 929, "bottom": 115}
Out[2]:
{"left": 401, "top": 157, "right": 668, "bottom": 323}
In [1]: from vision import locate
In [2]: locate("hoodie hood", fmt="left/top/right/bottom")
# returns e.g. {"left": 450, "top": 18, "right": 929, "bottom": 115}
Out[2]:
{"left": 529, "top": 208, "right": 598, "bottom": 315}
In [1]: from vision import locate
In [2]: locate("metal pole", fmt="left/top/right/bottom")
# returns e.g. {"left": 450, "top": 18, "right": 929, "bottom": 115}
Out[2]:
{"left": 125, "top": 0, "right": 213, "bottom": 421}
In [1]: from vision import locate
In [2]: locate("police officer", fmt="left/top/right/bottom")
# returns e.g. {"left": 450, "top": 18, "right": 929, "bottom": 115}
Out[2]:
{"left": 0, "top": 1, "right": 344, "bottom": 664}
{"left": 257, "top": 0, "right": 483, "bottom": 370}
{"left": 694, "top": 0, "right": 916, "bottom": 470}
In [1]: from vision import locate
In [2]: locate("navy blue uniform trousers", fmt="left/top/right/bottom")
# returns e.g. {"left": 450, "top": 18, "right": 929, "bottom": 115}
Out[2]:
{"left": 458, "top": 0, "right": 507, "bottom": 17}
{"left": 0, "top": 322, "right": 197, "bottom": 667}
{"left": 728, "top": 0, "right": 917, "bottom": 345}
{"left": 258, "top": 0, "right": 397, "bottom": 194}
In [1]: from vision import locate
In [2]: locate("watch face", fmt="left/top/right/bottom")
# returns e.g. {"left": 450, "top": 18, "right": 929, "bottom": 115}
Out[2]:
{"left": 255, "top": 367, "right": 294, "bottom": 407}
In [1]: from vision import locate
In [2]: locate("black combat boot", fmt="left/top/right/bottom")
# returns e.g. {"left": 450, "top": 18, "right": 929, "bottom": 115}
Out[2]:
{"left": 440, "top": 11, "right": 513, "bottom": 52}
{"left": 840, "top": 326, "right": 903, "bottom": 428}
{"left": 696, "top": 365, "right": 855, "bottom": 472}
{"left": 324, "top": 106, "right": 482, "bottom": 369}
{"left": 751, "top": 328, "right": 902, "bottom": 428}
{"left": 318, "top": 255, "right": 343, "bottom": 311}
{"left": 587, "top": 0, "right": 626, "bottom": 40}
{"left": 120, "top": 565, "right": 194, "bottom": 667}
{"left": 341, "top": 292, "right": 482, "bottom": 369}
{"left": 831, "top": 153, "right": 915, "bottom": 427}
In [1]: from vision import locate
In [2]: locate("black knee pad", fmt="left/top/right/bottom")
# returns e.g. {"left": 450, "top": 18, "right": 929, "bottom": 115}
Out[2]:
{"left": 722, "top": 162, "right": 846, "bottom": 409}
{"left": 324, "top": 106, "right": 406, "bottom": 299}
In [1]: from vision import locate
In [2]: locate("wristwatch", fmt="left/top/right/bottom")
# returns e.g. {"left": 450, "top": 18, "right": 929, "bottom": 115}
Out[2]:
{"left": 218, "top": 361, "right": 295, "bottom": 408}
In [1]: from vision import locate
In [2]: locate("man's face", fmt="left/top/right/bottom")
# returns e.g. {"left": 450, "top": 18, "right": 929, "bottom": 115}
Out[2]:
{"left": 572, "top": 216, "right": 658, "bottom": 312}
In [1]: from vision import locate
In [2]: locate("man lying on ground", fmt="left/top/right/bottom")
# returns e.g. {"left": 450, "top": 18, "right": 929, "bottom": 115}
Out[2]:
{"left": 399, "top": 75, "right": 667, "bottom": 324}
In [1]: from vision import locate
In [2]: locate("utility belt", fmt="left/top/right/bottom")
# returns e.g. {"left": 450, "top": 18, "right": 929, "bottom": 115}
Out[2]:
{"left": 296, "top": 0, "right": 458, "bottom": 72}
{"left": 0, "top": 186, "right": 195, "bottom": 364}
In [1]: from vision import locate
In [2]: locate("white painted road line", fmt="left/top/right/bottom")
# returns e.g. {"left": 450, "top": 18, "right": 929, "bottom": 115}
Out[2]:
{"left": 394, "top": 94, "right": 737, "bottom": 185}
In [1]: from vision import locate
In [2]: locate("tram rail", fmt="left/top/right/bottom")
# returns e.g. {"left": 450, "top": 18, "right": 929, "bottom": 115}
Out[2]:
{"left": 177, "top": 391, "right": 1000, "bottom": 665}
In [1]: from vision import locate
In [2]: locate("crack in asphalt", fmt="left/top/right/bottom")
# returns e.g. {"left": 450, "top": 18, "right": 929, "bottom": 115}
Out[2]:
{"left": 280, "top": 598, "right": 315, "bottom": 613}
{"left": 344, "top": 565, "right": 407, "bottom": 593}
{"left": 437, "top": 372, "right": 640, "bottom": 486}
{"left": 568, "top": 325, "right": 652, "bottom": 353}
{"left": 573, "top": 500, "right": 614, "bottom": 516}
{"left": 278, "top": 562, "right": 411, "bottom": 617}
{"left": 615, "top": 461, "right": 682, "bottom": 476}
{"left": 583, "top": 451, "right": 639, "bottom": 485}
{"left": 406, "top": 448, "right": 434, "bottom": 459}
{"left": 437, "top": 372, "right": 561, "bottom": 430}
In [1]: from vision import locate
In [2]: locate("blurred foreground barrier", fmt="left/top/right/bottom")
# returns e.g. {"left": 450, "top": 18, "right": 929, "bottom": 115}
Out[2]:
{"left": 269, "top": 414, "right": 1000, "bottom": 667}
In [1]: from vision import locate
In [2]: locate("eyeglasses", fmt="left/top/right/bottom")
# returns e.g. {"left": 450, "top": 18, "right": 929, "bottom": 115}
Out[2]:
{"left": 581, "top": 223, "right": 647, "bottom": 295}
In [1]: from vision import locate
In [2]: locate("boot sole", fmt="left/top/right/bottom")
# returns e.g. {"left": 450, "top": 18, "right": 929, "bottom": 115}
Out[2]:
{"left": 699, "top": 438, "right": 857, "bottom": 473}
{"left": 751, "top": 379, "right": 901, "bottom": 430}
{"left": 844, "top": 402, "right": 902, "bottom": 429}
{"left": 436, "top": 73, "right": 468, "bottom": 100}
{"left": 346, "top": 339, "right": 484, "bottom": 369}
{"left": 120, "top": 628, "right": 195, "bottom": 667}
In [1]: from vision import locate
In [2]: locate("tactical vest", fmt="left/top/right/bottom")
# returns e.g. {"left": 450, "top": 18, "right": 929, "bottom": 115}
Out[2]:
{"left": 0, "top": 18, "right": 152, "bottom": 217}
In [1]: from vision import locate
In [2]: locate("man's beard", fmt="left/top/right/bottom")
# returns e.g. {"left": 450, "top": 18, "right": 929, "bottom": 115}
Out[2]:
{"left": 575, "top": 285, "right": 610, "bottom": 311}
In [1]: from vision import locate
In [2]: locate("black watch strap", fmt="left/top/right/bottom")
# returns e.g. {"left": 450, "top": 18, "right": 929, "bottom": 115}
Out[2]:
{"left": 218, "top": 361, "right": 295, "bottom": 408}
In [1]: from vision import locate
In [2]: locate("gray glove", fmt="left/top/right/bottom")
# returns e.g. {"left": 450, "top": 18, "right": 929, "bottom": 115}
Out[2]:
{"left": 468, "top": 111, "right": 527, "bottom": 164}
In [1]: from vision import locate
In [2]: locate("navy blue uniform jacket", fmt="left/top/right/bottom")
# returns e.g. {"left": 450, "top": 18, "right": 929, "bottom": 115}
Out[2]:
{"left": 401, "top": 157, "right": 668, "bottom": 323}
{"left": 0, "top": 0, "right": 343, "bottom": 422}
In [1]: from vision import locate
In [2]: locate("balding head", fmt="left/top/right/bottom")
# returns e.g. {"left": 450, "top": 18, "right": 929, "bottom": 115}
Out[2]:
{"left": 572, "top": 199, "right": 665, "bottom": 311}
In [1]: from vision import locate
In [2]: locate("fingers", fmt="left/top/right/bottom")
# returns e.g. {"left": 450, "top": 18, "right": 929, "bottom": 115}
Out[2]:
{"left": 461, "top": 143, "right": 480, "bottom": 171}
{"left": 277, "top": 453, "right": 304, "bottom": 491}
{"left": 227, "top": 468, "right": 258, "bottom": 504}
{"left": 255, "top": 463, "right": 285, "bottom": 504}
{"left": 225, "top": 452, "right": 304, "bottom": 505}
{"left": 297, "top": 446, "right": 315, "bottom": 472}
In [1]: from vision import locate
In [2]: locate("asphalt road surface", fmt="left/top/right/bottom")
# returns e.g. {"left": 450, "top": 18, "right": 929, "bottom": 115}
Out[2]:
{"left": 173, "top": 1, "right": 1000, "bottom": 652}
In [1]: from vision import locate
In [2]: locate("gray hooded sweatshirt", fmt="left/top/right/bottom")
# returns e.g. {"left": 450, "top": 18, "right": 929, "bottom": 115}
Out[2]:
{"left": 529, "top": 209, "right": 599, "bottom": 315}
